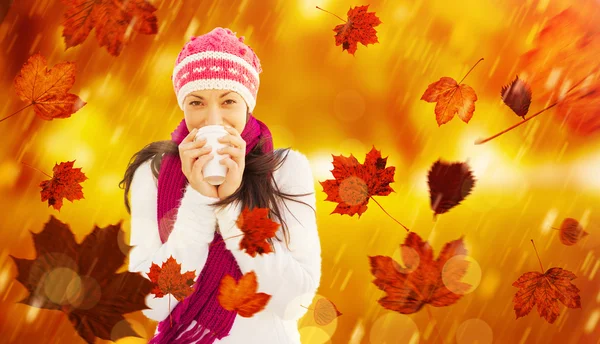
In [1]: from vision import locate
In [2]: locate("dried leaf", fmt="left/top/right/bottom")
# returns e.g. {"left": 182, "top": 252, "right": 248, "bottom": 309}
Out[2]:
{"left": 314, "top": 298, "right": 342, "bottom": 326}
{"left": 147, "top": 256, "right": 196, "bottom": 302}
{"left": 320, "top": 146, "right": 395, "bottom": 217}
{"left": 61, "top": 0, "right": 159, "bottom": 56}
{"left": 217, "top": 271, "right": 271, "bottom": 317}
{"left": 39, "top": 160, "right": 88, "bottom": 211}
{"left": 556, "top": 218, "right": 589, "bottom": 246}
{"left": 501, "top": 75, "right": 533, "bottom": 117}
{"left": 13, "top": 53, "right": 86, "bottom": 120}
{"left": 421, "top": 77, "right": 478, "bottom": 126}
{"left": 427, "top": 159, "right": 476, "bottom": 217}
{"left": 512, "top": 267, "right": 581, "bottom": 324}
{"left": 236, "top": 207, "right": 280, "bottom": 257}
{"left": 369, "top": 232, "right": 471, "bottom": 314}
{"left": 333, "top": 5, "right": 382, "bottom": 55}
{"left": 9, "top": 215, "right": 153, "bottom": 344}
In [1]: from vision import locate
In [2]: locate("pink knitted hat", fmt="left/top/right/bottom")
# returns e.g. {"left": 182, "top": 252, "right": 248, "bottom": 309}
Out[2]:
{"left": 172, "top": 27, "right": 262, "bottom": 112}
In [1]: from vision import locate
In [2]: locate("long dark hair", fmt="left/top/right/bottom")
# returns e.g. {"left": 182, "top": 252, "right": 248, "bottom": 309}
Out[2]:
{"left": 119, "top": 132, "right": 315, "bottom": 251}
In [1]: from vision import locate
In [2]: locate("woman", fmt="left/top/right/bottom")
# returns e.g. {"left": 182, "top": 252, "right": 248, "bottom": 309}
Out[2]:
{"left": 119, "top": 27, "right": 321, "bottom": 344}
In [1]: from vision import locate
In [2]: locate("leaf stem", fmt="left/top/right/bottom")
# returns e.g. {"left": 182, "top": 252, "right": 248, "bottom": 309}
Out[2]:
{"left": 300, "top": 305, "right": 313, "bottom": 311}
{"left": 0, "top": 103, "right": 33, "bottom": 123}
{"left": 530, "top": 239, "right": 545, "bottom": 273}
{"left": 316, "top": 6, "right": 346, "bottom": 23}
{"left": 169, "top": 296, "right": 172, "bottom": 328}
{"left": 209, "top": 233, "right": 244, "bottom": 247}
{"left": 369, "top": 196, "right": 410, "bottom": 232}
{"left": 426, "top": 307, "right": 444, "bottom": 344}
{"left": 458, "top": 58, "right": 484, "bottom": 84}
{"left": 20, "top": 161, "right": 52, "bottom": 178}
{"left": 475, "top": 70, "right": 597, "bottom": 145}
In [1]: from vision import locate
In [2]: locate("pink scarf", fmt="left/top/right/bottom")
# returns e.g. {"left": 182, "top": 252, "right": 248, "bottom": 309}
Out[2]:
{"left": 149, "top": 114, "right": 273, "bottom": 343}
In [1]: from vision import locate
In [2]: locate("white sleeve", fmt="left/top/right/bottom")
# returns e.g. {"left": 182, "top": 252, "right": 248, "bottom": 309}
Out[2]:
{"left": 214, "top": 150, "right": 322, "bottom": 320}
{"left": 127, "top": 160, "right": 221, "bottom": 322}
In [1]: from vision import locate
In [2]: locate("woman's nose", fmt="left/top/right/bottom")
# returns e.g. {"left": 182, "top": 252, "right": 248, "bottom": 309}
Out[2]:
{"left": 206, "top": 108, "right": 223, "bottom": 126}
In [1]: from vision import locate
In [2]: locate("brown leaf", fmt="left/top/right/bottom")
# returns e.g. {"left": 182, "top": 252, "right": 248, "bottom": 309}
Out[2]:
{"left": 147, "top": 256, "right": 196, "bottom": 302}
{"left": 13, "top": 53, "right": 86, "bottom": 121}
{"left": 512, "top": 267, "right": 581, "bottom": 324}
{"left": 556, "top": 218, "right": 589, "bottom": 246}
{"left": 319, "top": 146, "right": 395, "bottom": 217}
{"left": 501, "top": 75, "right": 532, "bottom": 117}
{"left": 427, "top": 159, "right": 476, "bottom": 217}
{"left": 9, "top": 215, "right": 153, "bottom": 344}
{"left": 236, "top": 207, "right": 280, "bottom": 257}
{"left": 39, "top": 160, "right": 88, "bottom": 211}
{"left": 421, "top": 77, "right": 478, "bottom": 126}
{"left": 217, "top": 271, "right": 271, "bottom": 317}
{"left": 368, "top": 232, "right": 471, "bottom": 314}
{"left": 314, "top": 298, "right": 342, "bottom": 326}
{"left": 61, "top": 0, "right": 159, "bottom": 56}
{"left": 331, "top": 5, "right": 382, "bottom": 55}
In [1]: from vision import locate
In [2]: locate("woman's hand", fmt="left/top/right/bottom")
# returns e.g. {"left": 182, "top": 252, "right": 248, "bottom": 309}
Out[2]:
{"left": 216, "top": 126, "right": 247, "bottom": 199}
{"left": 178, "top": 128, "right": 219, "bottom": 198}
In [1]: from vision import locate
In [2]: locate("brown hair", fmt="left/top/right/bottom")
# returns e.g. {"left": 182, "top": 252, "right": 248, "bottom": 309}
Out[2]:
{"left": 119, "top": 130, "right": 315, "bottom": 251}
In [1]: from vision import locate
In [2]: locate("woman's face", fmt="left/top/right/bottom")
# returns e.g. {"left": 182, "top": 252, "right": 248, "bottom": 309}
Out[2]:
{"left": 183, "top": 89, "right": 248, "bottom": 133}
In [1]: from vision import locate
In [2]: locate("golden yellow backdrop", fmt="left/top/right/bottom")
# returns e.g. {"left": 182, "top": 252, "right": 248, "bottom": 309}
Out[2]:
{"left": 0, "top": 0, "right": 599, "bottom": 343}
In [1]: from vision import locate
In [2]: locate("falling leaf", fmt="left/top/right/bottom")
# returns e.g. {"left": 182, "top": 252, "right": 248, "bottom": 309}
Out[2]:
{"left": 421, "top": 77, "right": 478, "bottom": 126}
{"left": 13, "top": 53, "right": 86, "bottom": 121}
{"left": 235, "top": 207, "right": 280, "bottom": 257}
{"left": 9, "top": 215, "right": 153, "bottom": 344}
{"left": 327, "top": 5, "right": 382, "bottom": 55}
{"left": 61, "top": 0, "right": 159, "bottom": 56}
{"left": 427, "top": 159, "right": 476, "bottom": 217}
{"left": 39, "top": 160, "right": 88, "bottom": 211}
{"left": 519, "top": 5, "right": 600, "bottom": 135}
{"left": 314, "top": 298, "right": 343, "bottom": 326}
{"left": 368, "top": 232, "right": 471, "bottom": 314}
{"left": 217, "top": 271, "right": 271, "bottom": 317}
{"left": 512, "top": 267, "right": 581, "bottom": 324}
{"left": 556, "top": 218, "right": 589, "bottom": 246}
{"left": 320, "top": 146, "right": 395, "bottom": 217}
{"left": 501, "top": 75, "right": 533, "bottom": 117}
{"left": 147, "top": 256, "right": 196, "bottom": 302}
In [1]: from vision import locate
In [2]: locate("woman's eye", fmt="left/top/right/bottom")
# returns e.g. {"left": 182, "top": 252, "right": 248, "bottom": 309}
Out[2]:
{"left": 189, "top": 101, "right": 202, "bottom": 106}
{"left": 224, "top": 99, "right": 236, "bottom": 105}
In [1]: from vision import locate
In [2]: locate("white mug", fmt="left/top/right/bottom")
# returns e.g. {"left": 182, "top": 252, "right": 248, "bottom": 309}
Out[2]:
{"left": 194, "top": 125, "right": 231, "bottom": 185}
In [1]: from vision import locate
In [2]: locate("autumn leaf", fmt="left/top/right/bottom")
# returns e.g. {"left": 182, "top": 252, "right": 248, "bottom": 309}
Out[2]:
{"left": 512, "top": 240, "right": 581, "bottom": 324}
{"left": 147, "top": 256, "right": 196, "bottom": 302}
{"left": 314, "top": 298, "right": 343, "bottom": 326}
{"left": 235, "top": 207, "right": 280, "bottom": 257}
{"left": 421, "top": 59, "right": 483, "bottom": 126}
{"left": 60, "top": 0, "right": 159, "bottom": 56}
{"left": 501, "top": 75, "right": 532, "bottom": 118}
{"left": 427, "top": 159, "right": 476, "bottom": 218}
{"left": 317, "top": 5, "right": 381, "bottom": 55}
{"left": 320, "top": 146, "right": 394, "bottom": 216}
{"left": 217, "top": 271, "right": 271, "bottom": 317}
{"left": 9, "top": 215, "right": 153, "bottom": 344}
{"left": 554, "top": 218, "right": 589, "bottom": 246}
{"left": 39, "top": 160, "right": 88, "bottom": 211}
{"left": 7, "top": 53, "right": 86, "bottom": 123}
{"left": 368, "top": 232, "right": 471, "bottom": 314}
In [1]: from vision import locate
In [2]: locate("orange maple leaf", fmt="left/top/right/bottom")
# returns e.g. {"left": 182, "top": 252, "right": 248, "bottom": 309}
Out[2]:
{"left": 217, "top": 271, "right": 271, "bottom": 317}
{"left": 421, "top": 76, "right": 478, "bottom": 126}
{"left": 9, "top": 215, "right": 153, "bottom": 344}
{"left": 313, "top": 298, "right": 343, "bottom": 326}
{"left": 427, "top": 159, "right": 476, "bottom": 218}
{"left": 147, "top": 256, "right": 196, "bottom": 302}
{"left": 320, "top": 146, "right": 395, "bottom": 217}
{"left": 12, "top": 53, "right": 86, "bottom": 121}
{"left": 554, "top": 218, "right": 589, "bottom": 246}
{"left": 236, "top": 207, "right": 280, "bottom": 257}
{"left": 39, "top": 160, "right": 88, "bottom": 211}
{"left": 318, "top": 5, "right": 381, "bottom": 55}
{"left": 369, "top": 232, "right": 471, "bottom": 314}
{"left": 60, "top": 0, "right": 158, "bottom": 56}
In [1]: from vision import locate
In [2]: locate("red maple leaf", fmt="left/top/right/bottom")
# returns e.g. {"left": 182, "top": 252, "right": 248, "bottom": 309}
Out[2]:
{"left": 427, "top": 159, "right": 476, "bottom": 218}
{"left": 11, "top": 53, "right": 86, "bottom": 122}
{"left": 318, "top": 5, "right": 381, "bottom": 55}
{"left": 39, "top": 160, "right": 88, "bottom": 211}
{"left": 60, "top": 0, "right": 158, "bottom": 56}
{"left": 9, "top": 215, "right": 153, "bottom": 344}
{"left": 147, "top": 256, "right": 196, "bottom": 302}
{"left": 235, "top": 207, "right": 280, "bottom": 257}
{"left": 369, "top": 232, "right": 471, "bottom": 314}
{"left": 320, "top": 146, "right": 395, "bottom": 217}
{"left": 217, "top": 271, "right": 271, "bottom": 317}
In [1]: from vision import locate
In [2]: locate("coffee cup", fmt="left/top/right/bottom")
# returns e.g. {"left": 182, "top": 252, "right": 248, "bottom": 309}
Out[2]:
{"left": 194, "top": 125, "right": 231, "bottom": 185}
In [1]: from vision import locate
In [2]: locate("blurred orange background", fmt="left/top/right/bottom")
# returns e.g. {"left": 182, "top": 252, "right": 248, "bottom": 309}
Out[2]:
{"left": 1, "top": 0, "right": 599, "bottom": 343}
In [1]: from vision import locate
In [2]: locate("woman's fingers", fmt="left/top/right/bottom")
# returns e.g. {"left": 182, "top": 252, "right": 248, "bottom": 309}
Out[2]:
{"left": 181, "top": 128, "right": 198, "bottom": 145}
{"left": 193, "top": 153, "right": 215, "bottom": 177}
{"left": 216, "top": 146, "right": 243, "bottom": 162}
